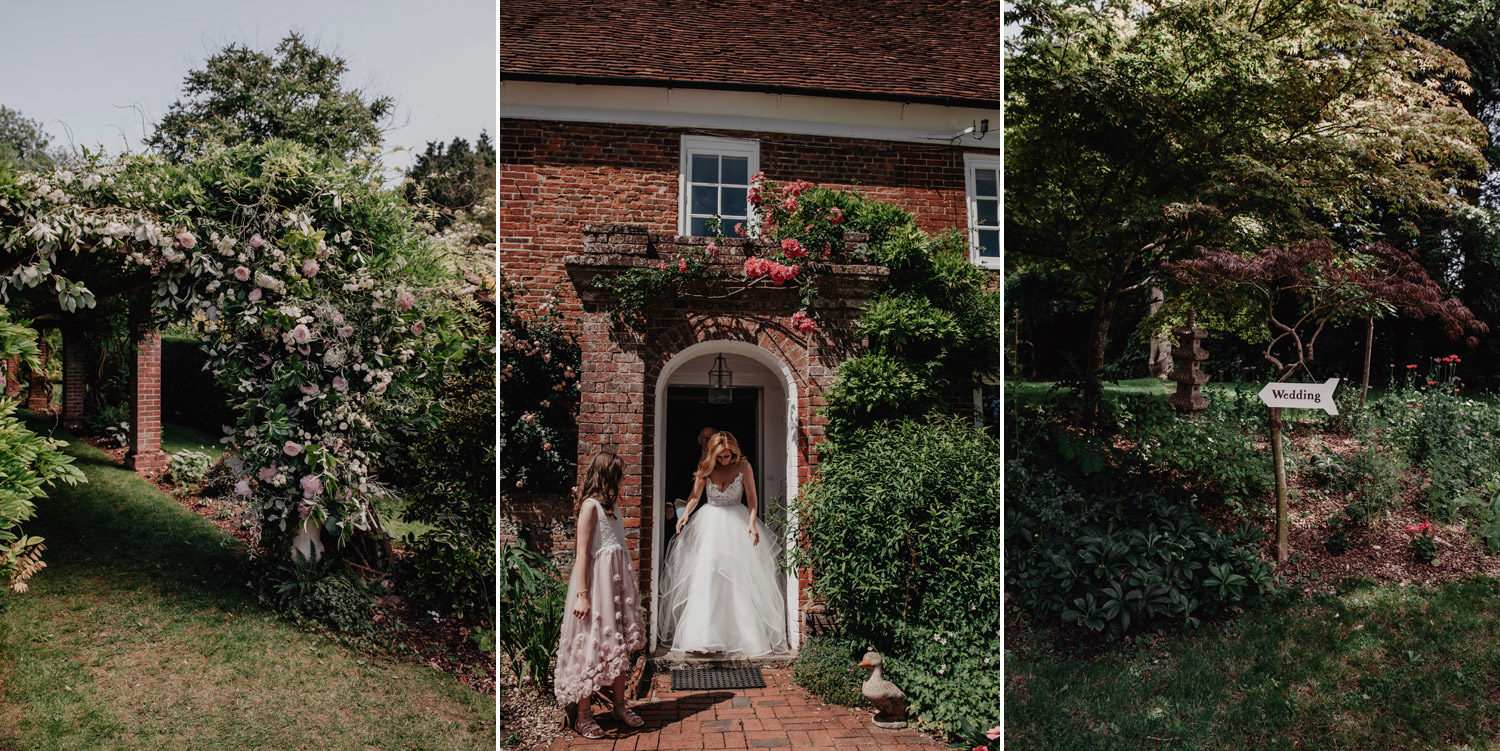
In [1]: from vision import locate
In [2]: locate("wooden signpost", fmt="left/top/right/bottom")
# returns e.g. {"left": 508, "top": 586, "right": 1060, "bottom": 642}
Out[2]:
{"left": 1258, "top": 378, "right": 1340, "bottom": 565}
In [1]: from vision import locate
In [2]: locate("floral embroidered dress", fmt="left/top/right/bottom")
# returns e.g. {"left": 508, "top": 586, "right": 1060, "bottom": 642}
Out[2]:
{"left": 553, "top": 497, "right": 646, "bottom": 706}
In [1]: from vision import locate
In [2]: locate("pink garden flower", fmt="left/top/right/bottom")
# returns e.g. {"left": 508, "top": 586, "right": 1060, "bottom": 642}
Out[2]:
{"left": 176, "top": 230, "right": 197, "bottom": 249}
{"left": 791, "top": 310, "right": 816, "bottom": 333}
{"left": 249, "top": 234, "right": 265, "bottom": 248}
{"left": 985, "top": 727, "right": 1001, "bottom": 741}
{"left": 332, "top": 376, "right": 348, "bottom": 393}
{"left": 396, "top": 290, "right": 417, "bottom": 311}
{"left": 782, "top": 196, "right": 798, "bottom": 213}
{"left": 337, "top": 325, "right": 354, "bottom": 338}
{"left": 781, "top": 238, "right": 807, "bottom": 258}
{"left": 290, "top": 324, "right": 312, "bottom": 345}
{"left": 678, "top": 258, "right": 687, "bottom": 273}
{"left": 234, "top": 266, "right": 251, "bottom": 282}
{"left": 734, "top": 222, "right": 746, "bottom": 236}
{"left": 300, "top": 475, "right": 323, "bottom": 499}
{"left": 257, "top": 465, "right": 278, "bottom": 481}
{"left": 410, "top": 322, "right": 424, "bottom": 335}
{"left": 283, "top": 441, "right": 303, "bottom": 457}
{"left": 234, "top": 479, "right": 252, "bottom": 497}
{"left": 248, "top": 288, "right": 263, "bottom": 302}
{"left": 299, "top": 384, "right": 320, "bottom": 396}
{"left": 301, "top": 259, "right": 320, "bottom": 277}
{"left": 828, "top": 207, "right": 844, "bottom": 224}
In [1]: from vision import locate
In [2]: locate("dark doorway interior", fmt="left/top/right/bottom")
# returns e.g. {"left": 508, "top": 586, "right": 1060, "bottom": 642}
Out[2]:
{"left": 665, "top": 385, "right": 762, "bottom": 527}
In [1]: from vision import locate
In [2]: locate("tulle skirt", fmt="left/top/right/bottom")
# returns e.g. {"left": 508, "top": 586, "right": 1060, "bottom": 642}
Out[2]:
{"left": 553, "top": 547, "right": 646, "bottom": 706}
{"left": 658, "top": 502, "right": 789, "bottom": 657}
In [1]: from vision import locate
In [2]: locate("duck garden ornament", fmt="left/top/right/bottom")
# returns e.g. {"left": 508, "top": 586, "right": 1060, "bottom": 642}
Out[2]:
{"left": 858, "top": 651, "right": 908, "bottom": 729}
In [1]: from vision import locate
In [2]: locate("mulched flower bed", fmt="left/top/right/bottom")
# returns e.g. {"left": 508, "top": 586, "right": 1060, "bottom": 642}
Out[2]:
{"left": 499, "top": 661, "right": 565, "bottom": 750}
{"left": 80, "top": 434, "right": 495, "bottom": 696}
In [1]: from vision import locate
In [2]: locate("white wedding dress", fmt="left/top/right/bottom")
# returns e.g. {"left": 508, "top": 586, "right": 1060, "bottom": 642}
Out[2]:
{"left": 658, "top": 473, "right": 789, "bottom": 657}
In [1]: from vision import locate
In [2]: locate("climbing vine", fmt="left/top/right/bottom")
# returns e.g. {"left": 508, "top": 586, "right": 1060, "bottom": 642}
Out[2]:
{"left": 0, "top": 141, "right": 465, "bottom": 561}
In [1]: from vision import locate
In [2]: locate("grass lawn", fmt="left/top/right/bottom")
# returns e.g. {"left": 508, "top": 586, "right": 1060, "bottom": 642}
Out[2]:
{"left": 0, "top": 417, "right": 493, "bottom": 750}
{"left": 1008, "top": 580, "right": 1500, "bottom": 751}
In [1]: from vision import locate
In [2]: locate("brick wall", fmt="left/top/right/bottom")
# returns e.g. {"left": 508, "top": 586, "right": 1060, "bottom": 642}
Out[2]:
{"left": 126, "top": 330, "right": 167, "bottom": 473}
{"left": 500, "top": 118, "right": 978, "bottom": 324}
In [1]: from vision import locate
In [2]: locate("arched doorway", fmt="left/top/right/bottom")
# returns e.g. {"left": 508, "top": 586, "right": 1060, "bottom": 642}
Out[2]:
{"left": 650, "top": 340, "right": 799, "bottom": 654}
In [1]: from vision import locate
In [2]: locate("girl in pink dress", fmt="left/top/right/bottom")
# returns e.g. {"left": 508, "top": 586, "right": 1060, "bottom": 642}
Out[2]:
{"left": 553, "top": 450, "right": 647, "bottom": 739}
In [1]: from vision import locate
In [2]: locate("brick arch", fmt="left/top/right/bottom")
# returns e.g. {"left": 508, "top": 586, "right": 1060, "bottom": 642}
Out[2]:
{"left": 647, "top": 330, "right": 805, "bottom": 653}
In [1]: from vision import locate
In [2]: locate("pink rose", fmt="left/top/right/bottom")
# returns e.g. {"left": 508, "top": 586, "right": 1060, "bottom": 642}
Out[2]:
{"left": 791, "top": 310, "right": 815, "bottom": 333}
{"left": 707, "top": 241, "right": 719, "bottom": 256}
{"left": 396, "top": 290, "right": 417, "bottom": 311}
{"left": 176, "top": 230, "right": 197, "bottom": 249}
{"left": 249, "top": 234, "right": 265, "bottom": 248}
{"left": 248, "top": 288, "right": 262, "bottom": 302}
{"left": 985, "top": 726, "right": 1001, "bottom": 741}
{"left": 332, "top": 376, "right": 348, "bottom": 393}
{"left": 290, "top": 324, "right": 311, "bottom": 344}
{"left": 300, "top": 475, "right": 323, "bottom": 499}
{"left": 234, "top": 266, "right": 251, "bottom": 282}
{"left": 234, "top": 479, "right": 252, "bottom": 497}
{"left": 678, "top": 258, "right": 687, "bottom": 273}
{"left": 257, "top": 465, "right": 277, "bottom": 481}
{"left": 372, "top": 381, "right": 388, "bottom": 395}
{"left": 734, "top": 223, "right": 746, "bottom": 237}
{"left": 337, "top": 325, "right": 354, "bottom": 338}
{"left": 410, "top": 322, "right": 424, "bottom": 335}
{"left": 781, "top": 238, "right": 807, "bottom": 258}
{"left": 828, "top": 207, "right": 844, "bottom": 224}
{"left": 283, "top": 441, "right": 302, "bottom": 457}
{"left": 301, "top": 259, "right": 320, "bottom": 277}
{"left": 782, "top": 196, "right": 797, "bottom": 213}
{"left": 300, "top": 384, "right": 320, "bottom": 396}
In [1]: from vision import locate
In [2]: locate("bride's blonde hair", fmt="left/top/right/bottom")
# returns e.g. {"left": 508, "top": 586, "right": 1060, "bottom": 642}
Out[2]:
{"left": 694, "top": 431, "right": 742, "bottom": 479}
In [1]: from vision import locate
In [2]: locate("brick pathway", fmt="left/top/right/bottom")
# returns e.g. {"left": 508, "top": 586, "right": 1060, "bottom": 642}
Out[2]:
{"left": 545, "top": 668, "right": 949, "bottom": 751}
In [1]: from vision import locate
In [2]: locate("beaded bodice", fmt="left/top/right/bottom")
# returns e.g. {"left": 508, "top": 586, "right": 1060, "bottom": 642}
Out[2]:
{"left": 587, "top": 498, "right": 626, "bottom": 554}
{"left": 704, "top": 473, "right": 744, "bottom": 507}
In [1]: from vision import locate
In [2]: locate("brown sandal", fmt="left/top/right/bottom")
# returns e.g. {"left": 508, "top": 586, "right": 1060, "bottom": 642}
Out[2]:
{"left": 564, "top": 706, "right": 606, "bottom": 739}
{"left": 612, "top": 705, "right": 644, "bottom": 728}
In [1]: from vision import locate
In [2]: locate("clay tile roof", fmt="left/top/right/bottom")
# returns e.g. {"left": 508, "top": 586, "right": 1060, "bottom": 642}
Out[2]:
{"left": 501, "top": 0, "right": 1000, "bottom": 108}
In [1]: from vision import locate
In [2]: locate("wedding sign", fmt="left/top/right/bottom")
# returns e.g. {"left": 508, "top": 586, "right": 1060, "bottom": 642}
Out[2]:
{"left": 1257, "top": 378, "right": 1340, "bottom": 415}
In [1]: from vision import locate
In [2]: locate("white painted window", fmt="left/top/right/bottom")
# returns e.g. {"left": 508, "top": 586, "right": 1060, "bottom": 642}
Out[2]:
{"left": 964, "top": 152, "right": 1000, "bottom": 269}
{"left": 679, "top": 135, "right": 759, "bottom": 237}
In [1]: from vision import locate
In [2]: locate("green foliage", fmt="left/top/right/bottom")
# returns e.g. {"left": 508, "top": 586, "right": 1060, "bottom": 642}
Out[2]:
{"left": 1410, "top": 535, "right": 1439, "bottom": 563}
{"left": 165, "top": 449, "right": 214, "bottom": 486}
{"left": 1369, "top": 378, "right": 1500, "bottom": 521}
{"left": 1115, "top": 394, "right": 1273, "bottom": 514}
{"left": 499, "top": 282, "right": 579, "bottom": 494}
{"left": 399, "top": 344, "right": 496, "bottom": 624}
{"left": 790, "top": 633, "right": 867, "bottom": 707}
{"left": 883, "top": 622, "right": 1000, "bottom": 742}
{"left": 0, "top": 105, "right": 61, "bottom": 170}
{"left": 498, "top": 542, "right": 565, "bottom": 687}
{"left": 149, "top": 34, "right": 393, "bottom": 162}
{"left": 794, "top": 415, "right": 1000, "bottom": 650}
{"left": 79, "top": 404, "right": 130, "bottom": 449}
{"left": 821, "top": 355, "right": 942, "bottom": 437}
{"left": 253, "top": 554, "right": 376, "bottom": 634}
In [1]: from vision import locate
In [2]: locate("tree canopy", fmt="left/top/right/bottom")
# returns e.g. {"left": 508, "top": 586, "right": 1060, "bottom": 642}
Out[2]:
{"left": 148, "top": 34, "right": 393, "bottom": 162}
{"left": 1006, "top": 0, "right": 1489, "bottom": 397}
{"left": 0, "top": 106, "right": 60, "bottom": 171}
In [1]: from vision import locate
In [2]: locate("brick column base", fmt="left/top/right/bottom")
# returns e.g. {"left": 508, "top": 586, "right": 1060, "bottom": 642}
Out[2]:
{"left": 125, "top": 330, "right": 168, "bottom": 473}
{"left": 1, "top": 358, "right": 20, "bottom": 398}
{"left": 24, "top": 338, "right": 52, "bottom": 413}
{"left": 61, "top": 327, "right": 88, "bottom": 428}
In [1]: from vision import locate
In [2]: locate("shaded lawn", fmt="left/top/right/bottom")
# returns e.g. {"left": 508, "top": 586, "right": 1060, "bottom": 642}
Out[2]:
{"left": 0, "top": 418, "right": 493, "bottom": 751}
{"left": 1007, "top": 580, "right": 1500, "bottom": 751}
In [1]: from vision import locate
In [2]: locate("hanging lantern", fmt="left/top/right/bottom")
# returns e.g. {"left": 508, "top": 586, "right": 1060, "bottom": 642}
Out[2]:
{"left": 708, "top": 354, "right": 734, "bottom": 404}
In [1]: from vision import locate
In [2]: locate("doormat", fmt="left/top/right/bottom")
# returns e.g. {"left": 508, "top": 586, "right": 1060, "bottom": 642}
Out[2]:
{"left": 671, "top": 667, "right": 765, "bottom": 691}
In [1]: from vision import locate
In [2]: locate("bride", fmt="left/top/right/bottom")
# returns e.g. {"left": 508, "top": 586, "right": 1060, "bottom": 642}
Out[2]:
{"left": 658, "top": 431, "right": 788, "bottom": 657}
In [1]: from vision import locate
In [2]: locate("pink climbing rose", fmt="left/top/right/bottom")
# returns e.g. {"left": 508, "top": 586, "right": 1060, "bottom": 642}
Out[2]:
{"left": 337, "top": 325, "right": 354, "bottom": 338}
{"left": 234, "top": 479, "right": 252, "bottom": 497}
{"left": 301, "top": 259, "right": 320, "bottom": 277}
{"left": 828, "top": 207, "right": 844, "bottom": 224}
{"left": 985, "top": 727, "right": 1001, "bottom": 741}
{"left": 782, "top": 196, "right": 798, "bottom": 213}
{"left": 300, "top": 475, "right": 323, "bottom": 499}
{"left": 678, "top": 258, "right": 687, "bottom": 273}
{"left": 283, "top": 441, "right": 303, "bottom": 457}
{"left": 249, "top": 233, "right": 265, "bottom": 248}
{"left": 248, "top": 288, "right": 263, "bottom": 302}
{"left": 257, "top": 465, "right": 278, "bottom": 481}
{"left": 290, "top": 324, "right": 312, "bottom": 345}
{"left": 176, "top": 230, "right": 197, "bottom": 249}
{"left": 791, "top": 310, "right": 816, "bottom": 333}
{"left": 332, "top": 376, "right": 349, "bottom": 393}
{"left": 781, "top": 238, "right": 807, "bottom": 258}
{"left": 396, "top": 290, "right": 417, "bottom": 311}
{"left": 234, "top": 266, "right": 251, "bottom": 282}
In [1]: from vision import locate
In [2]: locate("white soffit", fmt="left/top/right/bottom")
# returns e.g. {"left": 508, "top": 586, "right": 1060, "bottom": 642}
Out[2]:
{"left": 501, "top": 80, "right": 1000, "bottom": 149}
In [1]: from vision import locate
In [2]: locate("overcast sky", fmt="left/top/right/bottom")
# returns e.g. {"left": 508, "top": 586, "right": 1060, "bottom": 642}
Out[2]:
{"left": 0, "top": 0, "right": 495, "bottom": 176}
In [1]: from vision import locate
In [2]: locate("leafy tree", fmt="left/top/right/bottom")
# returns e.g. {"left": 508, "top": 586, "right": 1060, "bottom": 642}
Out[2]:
{"left": 148, "top": 34, "right": 393, "bottom": 162}
{"left": 404, "top": 132, "right": 495, "bottom": 233}
{"left": 1006, "top": 0, "right": 1488, "bottom": 404}
{"left": 0, "top": 106, "right": 59, "bottom": 170}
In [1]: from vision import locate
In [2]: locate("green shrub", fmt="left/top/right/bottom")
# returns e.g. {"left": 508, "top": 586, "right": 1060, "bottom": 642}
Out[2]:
{"left": 821, "top": 355, "right": 943, "bottom": 437}
{"left": 79, "top": 404, "right": 131, "bottom": 448}
{"left": 499, "top": 541, "right": 565, "bottom": 687}
{"left": 883, "top": 622, "right": 1000, "bottom": 741}
{"left": 1370, "top": 384, "right": 1500, "bottom": 521}
{"left": 399, "top": 344, "right": 496, "bottom": 624}
{"left": 795, "top": 416, "right": 999, "bottom": 645}
{"left": 499, "top": 282, "right": 578, "bottom": 494}
{"left": 791, "top": 633, "right": 867, "bottom": 707}
{"left": 1115, "top": 393, "right": 1273, "bottom": 515}
{"left": 166, "top": 449, "right": 214, "bottom": 486}
{"left": 253, "top": 554, "right": 375, "bottom": 634}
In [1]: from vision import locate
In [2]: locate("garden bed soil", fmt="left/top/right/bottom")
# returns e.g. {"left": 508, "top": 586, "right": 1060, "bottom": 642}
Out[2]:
{"left": 83, "top": 436, "right": 495, "bottom": 697}
{"left": 499, "top": 661, "right": 565, "bottom": 750}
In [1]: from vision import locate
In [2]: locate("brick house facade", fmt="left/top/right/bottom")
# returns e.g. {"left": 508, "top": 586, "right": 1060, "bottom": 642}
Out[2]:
{"left": 501, "top": 0, "right": 1000, "bottom": 654}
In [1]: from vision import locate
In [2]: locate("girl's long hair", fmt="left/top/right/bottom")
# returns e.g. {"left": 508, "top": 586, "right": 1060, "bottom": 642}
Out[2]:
{"left": 694, "top": 431, "right": 742, "bottom": 479}
{"left": 575, "top": 450, "right": 624, "bottom": 514}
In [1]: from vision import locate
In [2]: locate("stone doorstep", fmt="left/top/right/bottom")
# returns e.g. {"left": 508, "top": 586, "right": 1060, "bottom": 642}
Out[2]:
{"left": 651, "top": 649, "right": 797, "bottom": 673}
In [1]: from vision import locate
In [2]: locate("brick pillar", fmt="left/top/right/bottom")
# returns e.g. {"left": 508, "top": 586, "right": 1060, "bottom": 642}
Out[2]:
{"left": 1, "top": 358, "right": 20, "bottom": 398}
{"left": 61, "top": 326, "right": 88, "bottom": 428}
{"left": 24, "top": 337, "right": 52, "bottom": 413}
{"left": 125, "top": 330, "right": 168, "bottom": 473}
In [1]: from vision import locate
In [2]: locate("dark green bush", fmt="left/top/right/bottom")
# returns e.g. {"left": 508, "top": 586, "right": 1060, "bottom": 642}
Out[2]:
{"left": 499, "top": 541, "right": 565, "bottom": 687}
{"left": 1116, "top": 393, "right": 1273, "bottom": 515}
{"left": 821, "top": 355, "right": 943, "bottom": 437}
{"left": 253, "top": 555, "right": 375, "bottom": 634}
{"left": 499, "top": 281, "right": 579, "bottom": 494}
{"left": 883, "top": 621, "right": 1000, "bottom": 740}
{"left": 399, "top": 344, "right": 495, "bottom": 625}
{"left": 791, "top": 633, "right": 866, "bottom": 707}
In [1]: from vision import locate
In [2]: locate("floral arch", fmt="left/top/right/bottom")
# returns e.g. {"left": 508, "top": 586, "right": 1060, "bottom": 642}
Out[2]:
{"left": 0, "top": 141, "right": 466, "bottom": 564}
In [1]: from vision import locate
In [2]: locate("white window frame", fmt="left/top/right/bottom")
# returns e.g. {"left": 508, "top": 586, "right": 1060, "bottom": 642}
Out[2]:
{"left": 963, "top": 152, "right": 1001, "bottom": 269}
{"left": 679, "top": 135, "right": 760, "bottom": 237}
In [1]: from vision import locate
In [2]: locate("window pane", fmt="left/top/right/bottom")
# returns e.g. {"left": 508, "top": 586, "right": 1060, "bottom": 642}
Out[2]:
{"left": 977, "top": 198, "right": 997, "bottom": 226}
{"left": 975, "top": 168, "right": 997, "bottom": 197}
{"left": 722, "top": 156, "right": 748, "bottom": 185}
{"left": 691, "top": 217, "right": 713, "bottom": 237}
{"left": 692, "top": 185, "right": 718, "bottom": 214}
{"left": 692, "top": 154, "right": 718, "bottom": 183}
{"left": 978, "top": 229, "right": 999, "bottom": 258}
{"left": 721, "top": 187, "right": 747, "bottom": 214}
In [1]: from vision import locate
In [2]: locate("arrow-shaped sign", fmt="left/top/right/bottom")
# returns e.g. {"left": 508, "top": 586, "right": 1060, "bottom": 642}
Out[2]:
{"left": 1258, "top": 378, "right": 1340, "bottom": 415}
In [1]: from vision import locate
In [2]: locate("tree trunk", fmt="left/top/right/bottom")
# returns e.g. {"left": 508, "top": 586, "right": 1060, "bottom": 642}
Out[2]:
{"left": 1359, "top": 317, "right": 1373, "bottom": 410}
{"left": 1147, "top": 286, "right": 1172, "bottom": 379}
{"left": 1084, "top": 284, "right": 1122, "bottom": 419}
{"left": 1270, "top": 407, "right": 1289, "bottom": 566}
